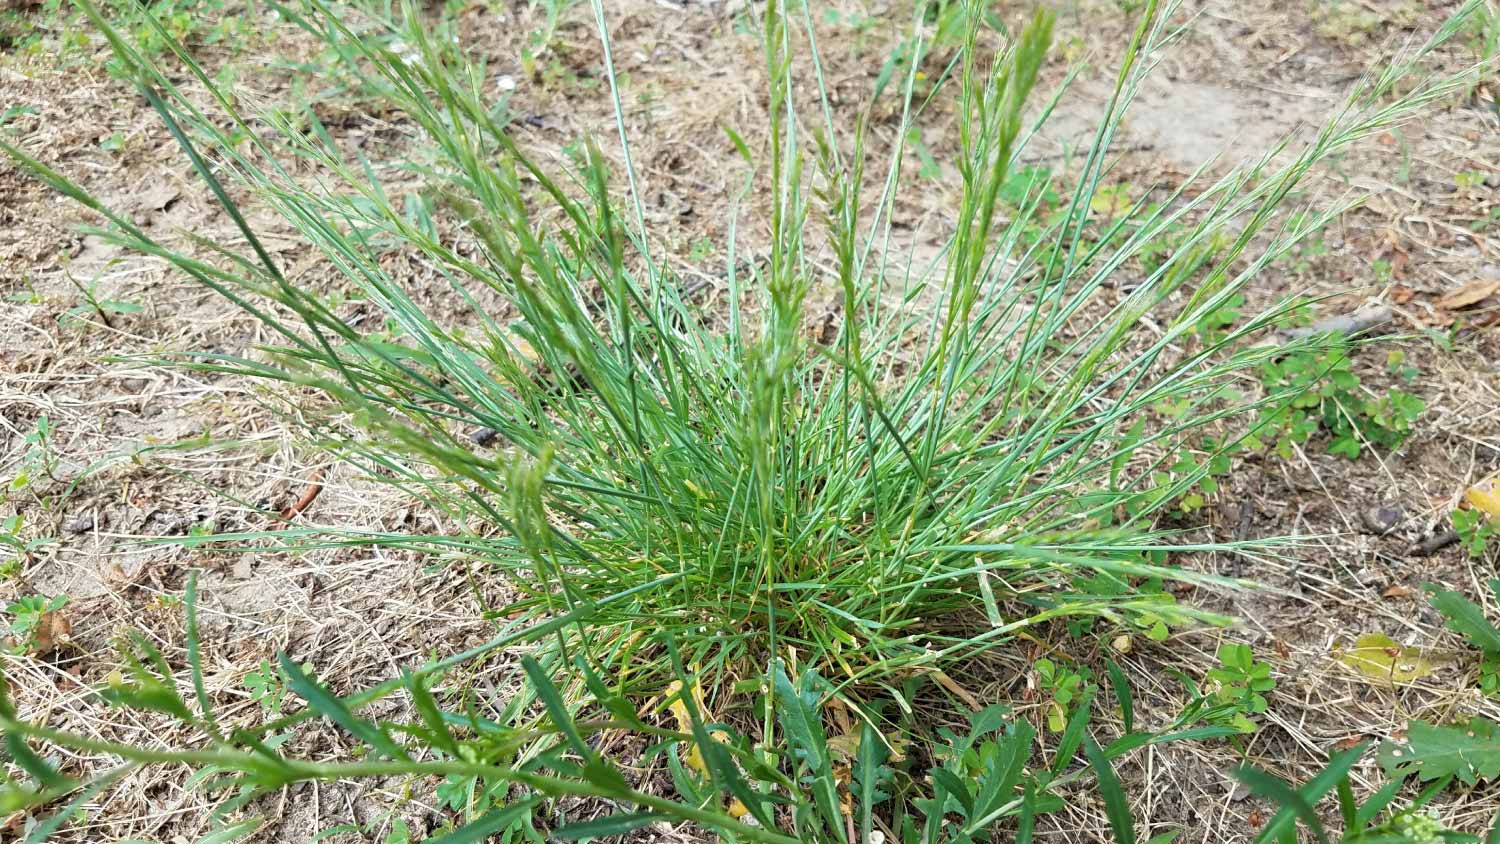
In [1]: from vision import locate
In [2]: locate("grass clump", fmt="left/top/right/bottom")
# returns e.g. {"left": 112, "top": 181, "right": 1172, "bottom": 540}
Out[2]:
{"left": 0, "top": 0, "right": 1492, "bottom": 839}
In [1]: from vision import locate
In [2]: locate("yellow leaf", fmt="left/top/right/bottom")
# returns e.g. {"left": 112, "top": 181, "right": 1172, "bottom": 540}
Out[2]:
{"left": 665, "top": 678, "right": 708, "bottom": 727}
{"left": 827, "top": 731, "right": 861, "bottom": 762}
{"left": 827, "top": 726, "right": 908, "bottom": 765}
{"left": 1046, "top": 701, "right": 1067, "bottom": 733}
{"left": 1090, "top": 183, "right": 1134, "bottom": 217}
{"left": 728, "top": 799, "right": 749, "bottom": 819}
{"left": 837, "top": 764, "right": 855, "bottom": 816}
{"left": 1335, "top": 633, "right": 1434, "bottom": 684}
{"left": 665, "top": 676, "right": 726, "bottom": 775}
{"left": 1467, "top": 481, "right": 1500, "bottom": 521}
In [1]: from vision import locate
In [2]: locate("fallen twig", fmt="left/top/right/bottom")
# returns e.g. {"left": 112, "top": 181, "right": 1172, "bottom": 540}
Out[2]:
{"left": 279, "top": 471, "right": 325, "bottom": 520}
{"left": 1279, "top": 305, "right": 1392, "bottom": 344}
{"left": 1411, "top": 528, "right": 1459, "bottom": 557}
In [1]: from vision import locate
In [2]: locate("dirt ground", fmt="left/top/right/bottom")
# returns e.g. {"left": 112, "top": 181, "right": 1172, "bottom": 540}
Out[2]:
{"left": 2, "top": 0, "right": 1499, "bottom": 841}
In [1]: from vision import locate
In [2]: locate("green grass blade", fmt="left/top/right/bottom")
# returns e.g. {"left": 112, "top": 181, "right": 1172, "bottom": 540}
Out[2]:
{"left": 1085, "top": 738, "right": 1136, "bottom": 844}
{"left": 22, "top": 765, "right": 129, "bottom": 844}
{"left": 552, "top": 811, "right": 666, "bottom": 840}
{"left": 278, "top": 654, "right": 409, "bottom": 762}
{"left": 184, "top": 570, "right": 221, "bottom": 743}
{"left": 424, "top": 798, "right": 538, "bottom": 844}
{"left": 5, "top": 733, "right": 71, "bottom": 790}
{"left": 1106, "top": 661, "right": 1134, "bottom": 734}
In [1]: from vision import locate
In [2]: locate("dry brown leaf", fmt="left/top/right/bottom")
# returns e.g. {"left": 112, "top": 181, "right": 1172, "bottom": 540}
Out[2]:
{"left": 1391, "top": 284, "right": 1415, "bottom": 305}
{"left": 827, "top": 731, "right": 861, "bottom": 762}
{"left": 828, "top": 694, "right": 853, "bottom": 736}
{"left": 1436, "top": 279, "right": 1500, "bottom": 311}
{"left": 30, "top": 610, "right": 72, "bottom": 653}
{"left": 1333, "top": 734, "right": 1367, "bottom": 751}
{"left": 131, "top": 181, "right": 180, "bottom": 214}
{"left": 2, "top": 811, "right": 24, "bottom": 836}
{"left": 1382, "top": 584, "right": 1417, "bottom": 600}
{"left": 931, "top": 669, "right": 982, "bottom": 711}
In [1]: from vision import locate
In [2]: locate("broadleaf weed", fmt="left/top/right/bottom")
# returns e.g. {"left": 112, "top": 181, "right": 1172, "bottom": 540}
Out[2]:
{"left": 1249, "top": 340, "right": 1425, "bottom": 461}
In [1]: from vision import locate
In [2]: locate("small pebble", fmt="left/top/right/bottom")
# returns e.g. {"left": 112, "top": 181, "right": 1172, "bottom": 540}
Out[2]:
{"left": 1360, "top": 502, "right": 1404, "bottom": 536}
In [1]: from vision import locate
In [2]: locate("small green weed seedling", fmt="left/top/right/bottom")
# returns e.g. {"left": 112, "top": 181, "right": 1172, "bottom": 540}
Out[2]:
{"left": 1034, "top": 657, "right": 1092, "bottom": 732}
{"left": 870, "top": 0, "right": 998, "bottom": 100}
{"left": 3, "top": 594, "right": 67, "bottom": 655}
{"left": 0, "top": 516, "right": 24, "bottom": 576}
{"left": 1281, "top": 214, "right": 1331, "bottom": 275}
{"left": 243, "top": 659, "right": 289, "bottom": 714}
{"left": 516, "top": 0, "right": 582, "bottom": 80}
{"left": 1250, "top": 341, "right": 1424, "bottom": 460}
{"left": 1454, "top": 508, "right": 1499, "bottom": 557}
{"left": 1471, "top": 206, "right": 1500, "bottom": 233}
{"left": 7, "top": 415, "right": 58, "bottom": 496}
{"left": 4, "top": 416, "right": 67, "bottom": 567}
{"left": 905, "top": 125, "right": 944, "bottom": 180}
{"left": 1202, "top": 643, "right": 1275, "bottom": 734}
{"left": 1426, "top": 581, "right": 1500, "bottom": 697}
{"left": 1142, "top": 430, "right": 1239, "bottom": 516}
{"left": 1187, "top": 292, "right": 1243, "bottom": 345}
{"left": 1456, "top": 169, "right": 1489, "bottom": 190}
{"left": 0, "top": 105, "right": 39, "bottom": 128}
{"left": 3, "top": 0, "right": 251, "bottom": 59}
{"left": 114, "top": 0, "right": 261, "bottom": 55}
{"left": 0, "top": 514, "right": 55, "bottom": 574}
{"left": 61, "top": 270, "right": 144, "bottom": 330}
